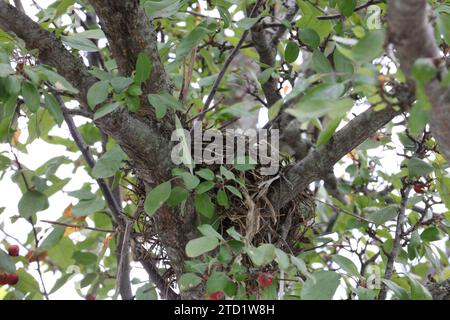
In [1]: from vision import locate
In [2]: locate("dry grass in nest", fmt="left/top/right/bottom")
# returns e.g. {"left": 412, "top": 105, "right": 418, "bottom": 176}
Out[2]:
{"left": 216, "top": 165, "right": 316, "bottom": 253}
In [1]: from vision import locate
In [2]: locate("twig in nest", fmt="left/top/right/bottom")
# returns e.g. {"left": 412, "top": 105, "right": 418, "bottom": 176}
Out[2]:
{"left": 243, "top": 187, "right": 259, "bottom": 245}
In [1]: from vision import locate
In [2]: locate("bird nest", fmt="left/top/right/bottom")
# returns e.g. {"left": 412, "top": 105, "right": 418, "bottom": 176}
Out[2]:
{"left": 215, "top": 166, "right": 316, "bottom": 251}
{"left": 189, "top": 127, "right": 317, "bottom": 251}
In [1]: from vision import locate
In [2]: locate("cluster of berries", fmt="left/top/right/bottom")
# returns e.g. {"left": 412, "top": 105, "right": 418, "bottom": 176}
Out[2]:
{"left": 0, "top": 245, "right": 20, "bottom": 286}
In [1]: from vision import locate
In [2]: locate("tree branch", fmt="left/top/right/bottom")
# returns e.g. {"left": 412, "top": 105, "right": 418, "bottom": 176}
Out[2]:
{"left": 377, "top": 185, "right": 411, "bottom": 300}
{"left": 88, "top": 0, "right": 169, "bottom": 94}
{"left": 317, "top": 0, "right": 383, "bottom": 20}
{"left": 387, "top": 0, "right": 450, "bottom": 162}
{"left": 270, "top": 105, "right": 401, "bottom": 211}
{"left": 139, "top": 253, "right": 179, "bottom": 300}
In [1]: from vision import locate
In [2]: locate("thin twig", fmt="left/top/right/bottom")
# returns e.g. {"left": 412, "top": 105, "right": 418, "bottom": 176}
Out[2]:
{"left": 317, "top": 0, "right": 383, "bottom": 20}
{"left": 377, "top": 185, "right": 411, "bottom": 299}
{"left": 11, "top": 151, "right": 49, "bottom": 299}
{"left": 54, "top": 94, "right": 124, "bottom": 225}
{"left": 41, "top": 220, "right": 115, "bottom": 233}
{"left": 315, "top": 198, "right": 372, "bottom": 223}
{"left": 198, "top": 0, "right": 263, "bottom": 121}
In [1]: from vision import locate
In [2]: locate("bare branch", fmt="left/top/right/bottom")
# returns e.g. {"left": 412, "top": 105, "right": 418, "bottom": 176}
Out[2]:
{"left": 377, "top": 185, "right": 412, "bottom": 300}
{"left": 270, "top": 105, "right": 402, "bottom": 211}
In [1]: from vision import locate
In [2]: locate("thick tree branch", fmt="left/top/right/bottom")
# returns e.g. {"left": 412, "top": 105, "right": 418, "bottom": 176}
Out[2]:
{"left": 88, "top": 0, "right": 169, "bottom": 94}
{"left": 387, "top": 0, "right": 450, "bottom": 162}
{"left": 270, "top": 105, "right": 401, "bottom": 211}
{"left": 0, "top": 1, "right": 96, "bottom": 107}
{"left": 139, "top": 253, "right": 179, "bottom": 300}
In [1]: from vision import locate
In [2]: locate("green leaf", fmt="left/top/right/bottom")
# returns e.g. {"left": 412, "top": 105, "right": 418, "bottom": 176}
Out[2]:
{"left": 143, "top": 0, "right": 183, "bottom": 18}
{"left": 285, "top": 41, "right": 300, "bottom": 64}
{"left": 337, "top": 0, "right": 357, "bottom": 17}
{"left": 412, "top": 58, "right": 437, "bottom": 85}
{"left": 291, "top": 255, "right": 310, "bottom": 277}
{"left": 148, "top": 92, "right": 183, "bottom": 120}
{"left": 352, "top": 30, "right": 385, "bottom": 63}
{"left": 0, "top": 63, "right": 14, "bottom": 77}
{"left": 197, "top": 224, "right": 223, "bottom": 240}
{"left": 179, "top": 273, "right": 202, "bottom": 291}
{"left": 194, "top": 193, "right": 215, "bottom": 218}
{"left": 408, "top": 93, "right": 430, "bottom": 136}
{"left": 367, "top": 205, "right": 399, "bottom": 226}
{"left": 408, "top": 157, "right": 434, "bottom": 178}
{"left": 15, "top": 269, "right": 42, "bottom": 299}
{"left": 134, "top": 52, "right": 152, "bottom": 84}
{"left": 93, "top": 102, "right": 121, "bottom": 120}
{"left": 406, "top": 275, "right": 432, "bottom": 300}
{"left": 72, "top": 198, "right": 105, "bottom": 217}
{"left": 186, "top": 236, "right": 219, "bottom": 257}
{"left": 44, "top": 93, "right": 63, "bottom": 126}
{"left": 61, "top": 35, "right": 99, "bottom": 52}
{"left": 110, "top": 76, "right": 134, "bottom": 93}
{"left": 181, "top": 172, "right": 200, "bottom": 190}
{"left": 301, "top": 271, "right": 341, "bottom": 300}
{"left": 144, "top": 181, "right": 172, "bottom": 216}
{"left": 316, "top": 117, "right": 342, "bottom": 147}
{"left": 287, "top": 98, "right": 353, "bottom": 123}
{"left": 332, "top": 255, "right": 360, "bottom": 278}
{"left": 235, "top": 17, "right": 259, "bottom": 30}
{"left": 196, "top": 168, "right": 215, "bottom": 181}
{"left": 87, "top": 80, "right": 109, "bottom": 109}
{"left": 225, "top": 185, "right": 242, "bottom": 199}
{"left": 18, "top": 190, "right": 49, "bottom": 218}
{"left": 92, "top": 145, "right": 126, "bottom": 178}
{"left": 136, "top": 284, "right": 158, "bottom": 300}
{"left": 275, "top": 248, "right": 290, "bottom": 270}
{"left": 39, "top": 227, "right": 65, "bottom": 252}
{"left": 382, "top": 279, "right": 410, "bottom": 300}
{"left": 126, "top": 95, "right": 140, "bottom": 112}
{"left": 216, "top": 189, "right": 229, "bottom": 208}
{"left": 420, "top": 226, "right": 441, "bottom": 242}
{"left": 22, "top": 82, "right": 40, "bottom": 112}
{"left": 0, "top": 249, "right": 15, "bottom": 273}
{"left": 167, "top": 186, "right": 188, "bottom": 207}
{"left": 206, "top": 271, "right": 230, "bottom": 294}
{"left": 196, "top": 181, "right": 215, "bottom": 194}
{"left": 312, "top": 49, "right": 333, "bottom": 73}
{"left": 176, "top": 21, "right": 210, "bottom": 61}
{"left": 299, "top": 28, "right": 320, "bottom": 48}
{"left": 247, "top": 244, "right": 275, "bottom": 266}
{"left": 72, "top": 251, "right": 98, "bottom": 265}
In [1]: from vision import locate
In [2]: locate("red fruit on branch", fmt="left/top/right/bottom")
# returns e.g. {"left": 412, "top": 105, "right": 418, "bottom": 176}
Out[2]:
{"left": 413, "top": 182, "right": 426, "bottom": 194}
{"left": 208, "top": 291, "right": 224, "bottom": 300}
{"left": 7, "top": 244, "right": 19, "bottom": 257}
{"left": 257, "top": 272, "right": 273, "bottom": 288}
{"left": 5, "top": 273, "right": 19, "bottom": 286}
{"left": 0, "top": 273, "right": 8, "bottom": 286}
{"left": 85, "top": 294, "right": 97, "bottom": 300}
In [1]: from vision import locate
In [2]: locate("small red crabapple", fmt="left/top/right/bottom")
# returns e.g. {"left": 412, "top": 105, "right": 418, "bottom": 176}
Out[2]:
{"left": 85, "top": 294, "right": 97, "bottom": 300}
{"left": 257, "top": 272, "right": 273, "bottom": 288}
{"left": 208, "top": 291, "right": 224, "bottom": 300}
{"left": 413, "top": 182, "right": 426, "bottom": 194}
{"left": 6, "top": 273, "right": 19, "bottom": 286}
{"left": 8, "top": 244, "right": 20, "bottom": 257}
